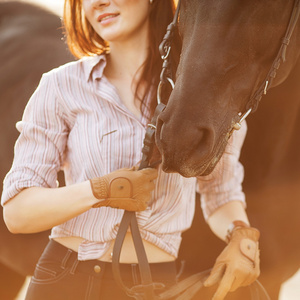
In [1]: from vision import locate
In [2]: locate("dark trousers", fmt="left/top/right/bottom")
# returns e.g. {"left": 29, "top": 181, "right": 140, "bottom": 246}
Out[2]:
{"left": 25, "top": 240, "right": 177, "bottom": 300}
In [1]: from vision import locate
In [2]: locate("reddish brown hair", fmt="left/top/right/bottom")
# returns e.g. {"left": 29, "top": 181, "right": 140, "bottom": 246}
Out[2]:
{"left": 63, "top": 0, "right": 181, "bottom": 118}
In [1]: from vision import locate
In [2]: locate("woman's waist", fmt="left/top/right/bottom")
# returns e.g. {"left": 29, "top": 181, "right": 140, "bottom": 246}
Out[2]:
{"left": 53, "top": 233, "right": 176, "bottom": 264}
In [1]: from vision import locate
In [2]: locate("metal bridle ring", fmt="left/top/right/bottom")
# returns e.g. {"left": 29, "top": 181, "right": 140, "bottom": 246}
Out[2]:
{"left": 157, "top": 77, "right": 175, "bottom": 104}
{"left": 161, "top": 46, "right": 171, "bottom": 60}
{"left": 233, "top": 108, "right": 252, "bottom": 130}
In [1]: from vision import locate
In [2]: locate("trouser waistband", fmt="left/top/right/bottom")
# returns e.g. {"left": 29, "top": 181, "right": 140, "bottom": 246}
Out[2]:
{"left": 42, "top": 239, "right": 177, "bottom": 285}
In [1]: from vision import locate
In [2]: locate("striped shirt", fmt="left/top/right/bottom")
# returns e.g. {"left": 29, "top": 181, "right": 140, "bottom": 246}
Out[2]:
{"left": 1, "top": 55, "right": 246, "bottom": 260}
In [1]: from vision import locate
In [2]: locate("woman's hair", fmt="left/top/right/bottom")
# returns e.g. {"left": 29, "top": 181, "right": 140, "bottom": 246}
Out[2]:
{"left": 63, "top": 0, "right": 182, "bottom": 119}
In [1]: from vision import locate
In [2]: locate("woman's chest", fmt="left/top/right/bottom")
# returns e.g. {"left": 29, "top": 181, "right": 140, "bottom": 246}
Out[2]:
{"left": 65, "top": 103, "right": 146, "bottom": 175}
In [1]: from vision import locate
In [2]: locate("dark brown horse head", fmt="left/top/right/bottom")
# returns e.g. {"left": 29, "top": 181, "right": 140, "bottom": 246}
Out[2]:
{"left": 156, "top": 0, "right": 300, "bottom": 177}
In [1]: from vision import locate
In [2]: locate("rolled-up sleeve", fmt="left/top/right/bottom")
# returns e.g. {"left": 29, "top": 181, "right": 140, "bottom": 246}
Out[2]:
{"left": 197, "top": 123, "right": 247, "bottom": 220}
{"left": 1, "top": 72, "right": 69, "bottom": 205}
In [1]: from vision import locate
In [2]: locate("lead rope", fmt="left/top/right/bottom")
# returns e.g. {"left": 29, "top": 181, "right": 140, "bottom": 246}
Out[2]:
{"left": 112, "top": 104, "right": 166, "bottom": 300}
{"left": 111, "top": 2, "right": 181, "bottom": 299}
{"left": 111, "top": 102, "right": 212, "bottom": 300}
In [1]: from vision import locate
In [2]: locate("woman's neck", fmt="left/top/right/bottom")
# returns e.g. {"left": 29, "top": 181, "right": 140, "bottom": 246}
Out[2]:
{"left": 103, "top": 36, "right": 150, "bottom": 118}
{"left": 105, "top": 30, "right": 150, "bottom": 82}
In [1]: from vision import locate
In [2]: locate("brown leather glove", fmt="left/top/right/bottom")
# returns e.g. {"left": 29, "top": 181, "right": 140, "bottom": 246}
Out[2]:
{"left": 204, "top": 224, "right": 260, "bottom": 300}
{"left": 90, "top": 167, "right": 158, "bottom": 211}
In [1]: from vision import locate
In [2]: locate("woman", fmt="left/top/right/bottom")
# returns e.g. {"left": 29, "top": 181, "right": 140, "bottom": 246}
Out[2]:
{"left": 1, "top": 0, "right": 260, "bottom": 299}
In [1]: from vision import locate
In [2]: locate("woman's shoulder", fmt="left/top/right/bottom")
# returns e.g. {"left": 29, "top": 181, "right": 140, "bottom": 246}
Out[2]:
{"left": 44, "top": 55, "right": 106, "bottom": 81}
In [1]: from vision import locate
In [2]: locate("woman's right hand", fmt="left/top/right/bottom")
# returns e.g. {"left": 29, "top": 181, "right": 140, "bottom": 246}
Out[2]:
{"left": 90, "top": 168, "right": 158, "bottom": 211}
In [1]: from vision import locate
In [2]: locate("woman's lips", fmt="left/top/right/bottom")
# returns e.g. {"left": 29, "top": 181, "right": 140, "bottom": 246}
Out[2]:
{"left": 97, "top": 13, "right": 119, "bottom": 24}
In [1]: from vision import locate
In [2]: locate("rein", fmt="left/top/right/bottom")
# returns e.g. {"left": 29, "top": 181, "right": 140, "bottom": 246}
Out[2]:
{"left": 111, "top": 0, "right": 300, "bottom": 299}
{"left": 112, "top": 104, "right": 166, "bottom": 300}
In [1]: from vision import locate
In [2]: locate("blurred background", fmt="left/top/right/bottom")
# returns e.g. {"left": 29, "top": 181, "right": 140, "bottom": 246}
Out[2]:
{"left": 19, "top": 0, "right": 64, "bottom": 15}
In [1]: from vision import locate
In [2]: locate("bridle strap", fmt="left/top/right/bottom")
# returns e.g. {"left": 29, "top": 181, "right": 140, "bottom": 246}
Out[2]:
{"left": 112, "top": 211, "right": 155, "bottom": 300}
{"left": 112, "top": 104, "right": 166, "bottom": 300}
{"left": 159, "top": 0, "right": 181, "bottom": 61}
{"left": 246, "top": 0, "right": 300, "bottom": 113}
{"left": 157, "top": 0, "right": 181, "bottom": 105}
{"left": 110, "top": 4, "right": 179, "bottom": 293}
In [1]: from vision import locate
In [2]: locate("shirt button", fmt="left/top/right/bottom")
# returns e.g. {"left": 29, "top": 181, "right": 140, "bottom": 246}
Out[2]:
{"left": 94, "top": 265, "right": 101, "bottom": 273}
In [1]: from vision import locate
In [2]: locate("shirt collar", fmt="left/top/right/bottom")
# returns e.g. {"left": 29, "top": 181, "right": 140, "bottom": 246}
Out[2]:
{"left": 83, "top": 54, "right": 107, "bottom": 82}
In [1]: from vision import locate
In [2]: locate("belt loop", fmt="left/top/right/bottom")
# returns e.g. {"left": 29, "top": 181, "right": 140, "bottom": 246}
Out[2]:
{"left": 70, "top": 259, "right": 79, "bottom": 275}
{"left": 131, "top": 263, "right": 139, "bottom": 285}
{"left": 61, "top": 249, "right": 73, "bottom": 269}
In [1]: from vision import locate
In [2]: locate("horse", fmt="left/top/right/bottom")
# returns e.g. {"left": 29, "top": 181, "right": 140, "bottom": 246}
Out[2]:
{"left": 0, "top": 1, "right": 72, "bottom": 298}
{"left": 154, "top": 0, "right": 300, "bottom": 299}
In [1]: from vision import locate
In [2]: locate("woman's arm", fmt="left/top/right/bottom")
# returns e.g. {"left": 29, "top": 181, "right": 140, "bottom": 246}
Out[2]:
{"left": 205, "top": 201, "right": 260, "bottom": 300}
{"left": 206, "top": 200, "right": 249, "bottom": 241}
{"left": 198, "top": 125, "right": 260, "bottom": 299}
{"left": 3, "top": 167, "right": 158, "bottom": 234}
{"left": 3, "top": 181, "right": 98, "bottom": 234}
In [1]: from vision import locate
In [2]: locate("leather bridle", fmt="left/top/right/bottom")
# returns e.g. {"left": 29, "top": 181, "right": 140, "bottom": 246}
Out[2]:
{"left": 158, "top": 0, "right": 300, "bottom": 133}
{"left": 112, "top": 0, "right": 300, "bottom": 299}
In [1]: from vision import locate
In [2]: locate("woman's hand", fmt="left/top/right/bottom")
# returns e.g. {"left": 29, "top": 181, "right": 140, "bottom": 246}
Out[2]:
{"left": 204, "top": 226, "right": 260, "bottom": 300}
{"left": 90, "top": 167, "right": 158, "bottom": 211}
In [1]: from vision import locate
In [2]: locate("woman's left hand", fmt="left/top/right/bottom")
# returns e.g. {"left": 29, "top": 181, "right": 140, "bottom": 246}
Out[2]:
{"left": 204, "top": 226, "right": 260, "bottom": 300}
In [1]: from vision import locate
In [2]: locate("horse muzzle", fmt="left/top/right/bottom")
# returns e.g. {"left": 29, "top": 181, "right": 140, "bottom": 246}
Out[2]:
{"left": 155, "top": 113, "right": 218, "bottom": 177}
